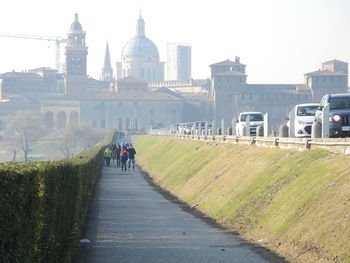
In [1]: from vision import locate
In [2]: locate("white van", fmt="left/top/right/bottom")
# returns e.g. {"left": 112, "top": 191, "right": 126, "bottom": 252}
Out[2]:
{"left": 292, "top": 103, "right": 319, "bottom": 137}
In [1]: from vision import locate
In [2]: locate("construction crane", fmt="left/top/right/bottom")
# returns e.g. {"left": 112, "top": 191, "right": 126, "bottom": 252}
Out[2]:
{"left": 0, "top": 33, "right": 67, "bottom": 71}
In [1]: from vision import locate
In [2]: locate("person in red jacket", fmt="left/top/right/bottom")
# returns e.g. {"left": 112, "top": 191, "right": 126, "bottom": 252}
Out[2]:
{"left": 120, "top": 146, "right": 128, "bottom": 171}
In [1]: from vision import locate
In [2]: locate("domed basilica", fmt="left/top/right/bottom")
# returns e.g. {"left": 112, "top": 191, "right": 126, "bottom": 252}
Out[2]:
{"left": 116, "top": 14, "right": 164, "bottom": 82}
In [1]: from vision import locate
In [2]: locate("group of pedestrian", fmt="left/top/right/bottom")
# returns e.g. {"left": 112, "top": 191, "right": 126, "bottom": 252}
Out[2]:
{"left": 103, "top": 142, "right": 136, "bottom": 171}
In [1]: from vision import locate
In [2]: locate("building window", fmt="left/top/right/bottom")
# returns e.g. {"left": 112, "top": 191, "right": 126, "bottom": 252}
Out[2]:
{"left": 92, "top": 120, "right": 97, "bottom": 128}
{"left": 118, "top": 118, "right": 123, "bottom": 130}
{"left": 101, "top": 120, "right": 106, "bottom": 128}
{"left": 134, "top": 118, "right": 138, "bottom": 130}
{"left": 126, "top": 118, "right": 130, "bottom": 130}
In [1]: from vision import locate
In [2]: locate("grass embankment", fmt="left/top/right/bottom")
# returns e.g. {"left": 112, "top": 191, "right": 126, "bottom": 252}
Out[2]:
{"left": 134, "top": 135, "right": 350, "bottom": 263}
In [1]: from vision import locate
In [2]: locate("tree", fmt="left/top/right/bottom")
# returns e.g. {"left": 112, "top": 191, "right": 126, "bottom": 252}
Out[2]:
{"left": 56, "top": 124, "right": 101, "bottom": 159}
{"left": 7, "top": 111, "right": 46, "bottom": 161}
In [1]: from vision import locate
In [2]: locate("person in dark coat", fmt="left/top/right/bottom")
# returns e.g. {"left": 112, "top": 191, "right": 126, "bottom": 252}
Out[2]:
{"left": 127, "top": 145, "right": 136, "bottom": 171}
{"left": 116, "top": 144, "right": 121, "bottom": 167}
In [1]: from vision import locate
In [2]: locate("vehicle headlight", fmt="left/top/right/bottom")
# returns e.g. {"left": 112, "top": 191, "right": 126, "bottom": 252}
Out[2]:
{"left": 332, "top": 115, "right": 341, "bottom": 122}
{"left": 298, "top": 120, "right": 305, "bottom": 125}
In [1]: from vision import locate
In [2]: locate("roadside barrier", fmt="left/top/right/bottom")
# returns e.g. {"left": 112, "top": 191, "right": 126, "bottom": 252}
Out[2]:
{"left": 149, "top": 130, "right": 350, "bottom": 155}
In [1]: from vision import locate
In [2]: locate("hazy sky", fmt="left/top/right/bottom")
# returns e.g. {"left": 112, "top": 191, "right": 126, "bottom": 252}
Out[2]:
{"left": 0, "top": 0, "right": 349, "bottom": 84}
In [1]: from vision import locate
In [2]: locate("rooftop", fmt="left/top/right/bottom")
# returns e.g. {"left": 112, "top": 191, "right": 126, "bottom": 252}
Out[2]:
{"left": 304, "top": 70, "right": 346, "bottom": 76}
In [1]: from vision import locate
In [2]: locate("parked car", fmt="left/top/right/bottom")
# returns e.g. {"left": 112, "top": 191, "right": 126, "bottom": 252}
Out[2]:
{"left": 236, "top": 112, "right": 264, "bottom": 136}
{"left": 291, "top": 103, "right": 319, "bottom": 137}
{"left": 315, "top": 93, "right": 350, "bottom": 137}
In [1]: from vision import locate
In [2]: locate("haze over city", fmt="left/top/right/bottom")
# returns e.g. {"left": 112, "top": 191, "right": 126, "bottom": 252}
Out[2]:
{"left": 0, "top": 0, "right": 349, "bottom": 84}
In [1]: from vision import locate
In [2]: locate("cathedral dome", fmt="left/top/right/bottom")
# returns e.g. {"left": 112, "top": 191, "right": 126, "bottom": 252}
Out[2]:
{"left": 122, "top": 36, "right": 159, "bottom": 62}
{"left": 121, "top": 14, "right": 160, "bottom": 62}
{"left": 70, "top": 13, "right": 83, "bottom": 32}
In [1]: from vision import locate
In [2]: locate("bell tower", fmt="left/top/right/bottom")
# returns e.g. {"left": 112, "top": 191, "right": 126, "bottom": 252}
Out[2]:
{"left": 65, "top": 13, "right": 88, "bottom": 95}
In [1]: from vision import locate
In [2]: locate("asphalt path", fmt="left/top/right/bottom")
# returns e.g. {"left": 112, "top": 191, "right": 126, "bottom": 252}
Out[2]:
{"left": 75, "top": 161, "right": 287, "bottom": 263}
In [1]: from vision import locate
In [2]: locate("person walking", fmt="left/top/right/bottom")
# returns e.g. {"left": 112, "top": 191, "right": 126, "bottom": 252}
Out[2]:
{"left": 120, "top": 145, "right": 128, "bottom": 171}
{"left": 110, "top": 142, "right": 117, "bottom": 162}
{"left": 116, "top": 144, "right": 121, "bottom": 167}
{"left": 104, "top": 147, "right": 113, "bottom": 167}
{"left": 127, "top": 144, "right": 136, "bottom": 171}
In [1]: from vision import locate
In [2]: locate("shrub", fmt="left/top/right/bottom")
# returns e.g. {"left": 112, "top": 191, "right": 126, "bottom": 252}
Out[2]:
{"left": 0, "top": 129, "right": 115, "bottom": 263}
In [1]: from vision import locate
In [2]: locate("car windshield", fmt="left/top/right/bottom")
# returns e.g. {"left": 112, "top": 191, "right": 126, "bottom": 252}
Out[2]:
{"left": 297, "top": 106, "right": 318, "bottom": 116}
{"left": 329, "top": 97, "right": 350, "bottom": 110}
{"left": 240, "top": 114, "right": 263, "bottom": 122}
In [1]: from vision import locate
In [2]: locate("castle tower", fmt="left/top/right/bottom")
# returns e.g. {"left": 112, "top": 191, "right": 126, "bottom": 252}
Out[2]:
{"left": 101, "top": 42, "right": 114, "bottom": 82}
{"left": 64, "top": 13, "right": 88, "bottom": 95}
{"left": 210, "top": 58, "right": 247, "bottom": 126}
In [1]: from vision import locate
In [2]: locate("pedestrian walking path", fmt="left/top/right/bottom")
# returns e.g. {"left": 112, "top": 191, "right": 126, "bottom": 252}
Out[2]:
{"left": 76, "top": 162, "right": 286, "bottom": 263}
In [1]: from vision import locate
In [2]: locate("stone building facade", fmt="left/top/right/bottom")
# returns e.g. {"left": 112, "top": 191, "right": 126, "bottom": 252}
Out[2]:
{"left": 212, "top": 57, "right": 348, "bottom": 129}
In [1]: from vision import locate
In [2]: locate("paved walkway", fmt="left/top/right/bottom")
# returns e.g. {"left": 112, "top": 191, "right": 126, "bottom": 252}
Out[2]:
{"left": 75, "top": 162, "right": 287, "bottom": 263}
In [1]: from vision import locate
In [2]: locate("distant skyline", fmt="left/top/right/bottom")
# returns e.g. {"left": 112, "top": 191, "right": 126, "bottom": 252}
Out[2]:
{"left": 0, "top": 0, "right": 349, "bottom": 85}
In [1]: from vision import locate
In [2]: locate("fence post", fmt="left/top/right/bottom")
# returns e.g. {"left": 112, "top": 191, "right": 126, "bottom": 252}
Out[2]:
{"left": 246, "top": 115, "right": 250, "bottom": 136}
{"left": 322, "top": 103, "right": 330, "bottom": 138}
{"left": 264, "top": 113, "right": 269, "bottom": 137}
{"left": 288, "top": 106, "right": 296, "bottom": 138}
{"left": 232, "top": 117, "right": 237, "bottom": 136}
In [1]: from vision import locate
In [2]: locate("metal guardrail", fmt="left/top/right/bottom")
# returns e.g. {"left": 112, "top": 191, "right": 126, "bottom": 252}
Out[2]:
{"left": 148, "top": 130, "right": 350, "bottom": 154}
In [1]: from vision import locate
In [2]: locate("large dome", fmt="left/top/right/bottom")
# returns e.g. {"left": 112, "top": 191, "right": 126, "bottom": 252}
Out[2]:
{"left": 121, "top": 35, "right": 159, "bottom": 62}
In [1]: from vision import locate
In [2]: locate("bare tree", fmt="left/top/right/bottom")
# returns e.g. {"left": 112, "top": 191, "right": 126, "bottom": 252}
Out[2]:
{"left": 7, "top": 111, "right": 45, "bottom": 161}
{"left": 56, "top": 124, "right": 101, "bottom": 159}
{"left": 4, "top": 135, "right": 20, "bottom": 161}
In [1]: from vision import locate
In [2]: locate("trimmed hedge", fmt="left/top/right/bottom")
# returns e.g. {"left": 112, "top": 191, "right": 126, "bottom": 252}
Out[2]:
{"left": 0, "top": 130, "right": 115, "bottom": 263}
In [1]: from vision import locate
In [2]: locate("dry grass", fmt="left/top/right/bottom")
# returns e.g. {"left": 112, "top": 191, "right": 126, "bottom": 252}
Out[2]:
{"left": 134, "top": 135, "right": 350, "bottom": 263}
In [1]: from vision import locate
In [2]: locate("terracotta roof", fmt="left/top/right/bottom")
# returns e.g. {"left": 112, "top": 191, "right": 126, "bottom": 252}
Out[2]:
{"left": 154, "top": 87, "right": 183, "bottom": 99}
{"left": 322, "top": 59, "right": 347, "bottom": 65}
{"left": 29, "top": 67, "right": 58, "bottom": 72}
{"left": 209, "top": 59, "right": 236, "bottom": 67}
{"left": 80, "top": 90, "right": 181, "bottom": 101}
{"left": 304, "top": 70, "right": 346, "bottom": 76}
{"left": 210, "top": 59, "right": 246, "bottom": 67}
{"left": 0, "top": 71, "right": 41, "bottom": 79}
{"left": 117, "top": 75, "right": 146, "bottom": 83}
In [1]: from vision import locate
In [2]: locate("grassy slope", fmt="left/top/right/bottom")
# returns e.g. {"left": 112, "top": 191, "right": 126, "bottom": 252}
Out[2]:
{"left": 134, "top": 135, "right": 350, "bottom": 263}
